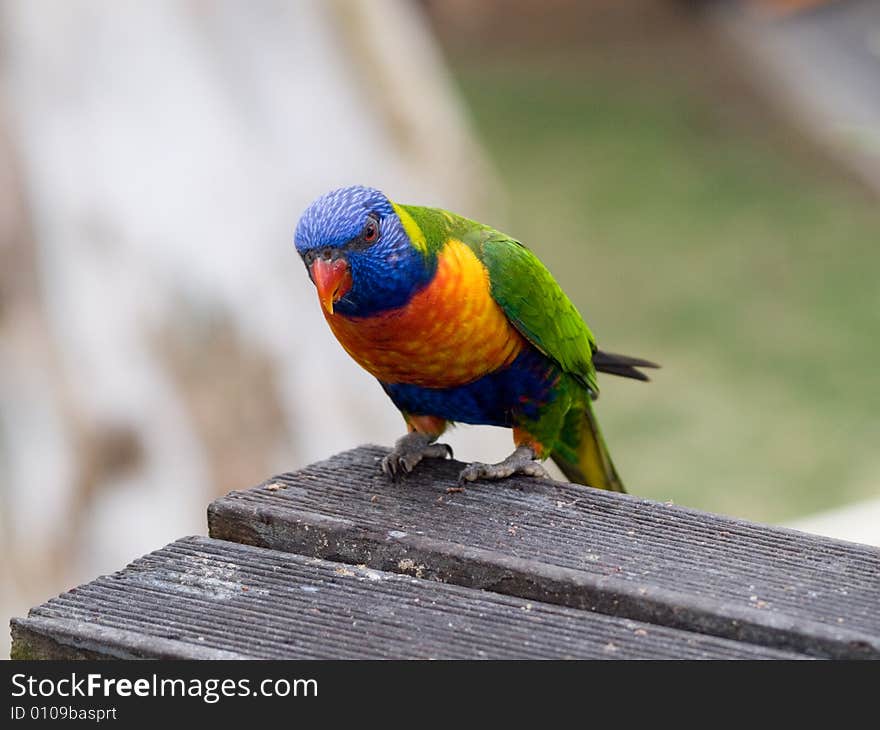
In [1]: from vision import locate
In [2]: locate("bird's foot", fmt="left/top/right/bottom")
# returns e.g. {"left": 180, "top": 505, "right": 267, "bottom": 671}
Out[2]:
{"left": 458, "top": 446, "right": 550, "bottom": 485}
{"left": 382, "top": 432, "right": 453, "bottom": 478}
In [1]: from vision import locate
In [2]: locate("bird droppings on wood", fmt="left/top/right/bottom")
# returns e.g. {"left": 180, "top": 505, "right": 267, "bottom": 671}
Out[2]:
{"left": 397, "top": 558, "right": 427, "bottom": 579}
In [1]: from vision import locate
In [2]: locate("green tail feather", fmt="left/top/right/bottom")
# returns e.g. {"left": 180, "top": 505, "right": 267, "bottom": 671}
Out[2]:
{"left": 551, "top": 401, "right": 625, "bottom": 493}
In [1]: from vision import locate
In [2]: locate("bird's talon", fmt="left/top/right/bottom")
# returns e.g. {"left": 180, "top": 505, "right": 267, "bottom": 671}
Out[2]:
{"left": 382, "top": 433, "right": 452, "bottom": 480}
{"left": 456, "top": 447, "right": 548, "bottom": 484}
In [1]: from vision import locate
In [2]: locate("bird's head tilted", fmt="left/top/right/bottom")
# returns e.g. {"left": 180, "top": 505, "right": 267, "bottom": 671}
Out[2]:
{"left": 294, "top": 186, "right": 434, "bottom": 317}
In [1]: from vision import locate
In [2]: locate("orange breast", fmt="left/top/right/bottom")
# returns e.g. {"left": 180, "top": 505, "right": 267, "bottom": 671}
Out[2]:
{"left": 323, "top": 239, "right": 525, "bottom": 387}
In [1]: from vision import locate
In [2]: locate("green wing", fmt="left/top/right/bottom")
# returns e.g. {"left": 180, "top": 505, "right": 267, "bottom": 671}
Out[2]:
{"left": 467, "top": 226, "right": 599, "bottom": 396}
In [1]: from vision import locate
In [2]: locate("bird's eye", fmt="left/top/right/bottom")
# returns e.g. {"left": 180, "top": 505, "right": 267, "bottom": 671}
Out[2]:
{"left": 363, "top": 217, "right": 379, "bottom": 244}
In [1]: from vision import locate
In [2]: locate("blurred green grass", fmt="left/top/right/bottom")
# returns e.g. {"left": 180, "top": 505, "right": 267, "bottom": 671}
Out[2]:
{"left": 451, "top": 60, "right": 880, "bottom": 522}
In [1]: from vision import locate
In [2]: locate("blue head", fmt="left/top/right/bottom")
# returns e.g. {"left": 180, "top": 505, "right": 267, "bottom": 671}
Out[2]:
{"left": 294, "top": 186, "right": 435, "bottom": 317}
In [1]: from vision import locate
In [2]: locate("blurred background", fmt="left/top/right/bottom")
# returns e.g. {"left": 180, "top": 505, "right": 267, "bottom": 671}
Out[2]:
{"left": 2, "top": 0, "right": 879, "bottom": 657}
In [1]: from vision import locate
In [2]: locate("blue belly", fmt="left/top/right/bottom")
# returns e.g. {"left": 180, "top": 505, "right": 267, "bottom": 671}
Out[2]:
{"left": 380, "top": 347, "right": 560, "bottom": 426}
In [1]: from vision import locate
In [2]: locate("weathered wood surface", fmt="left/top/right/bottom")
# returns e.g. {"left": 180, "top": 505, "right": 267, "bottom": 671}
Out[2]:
{"left": 208, "top": 446, "right": 880, "bottom": 659}
{"left": 10, "top": 537, "right": 804, "bottom": 660}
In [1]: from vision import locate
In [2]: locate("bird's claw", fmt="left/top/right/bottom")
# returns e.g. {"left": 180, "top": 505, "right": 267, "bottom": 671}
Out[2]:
{"left": 457, "top": 446, "right": 549, "bottom": 485}
{"left": 381, "top": 435, "right": 452, "bottom": 480}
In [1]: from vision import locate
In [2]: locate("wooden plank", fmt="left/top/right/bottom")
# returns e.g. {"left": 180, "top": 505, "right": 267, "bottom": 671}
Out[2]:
{"left": 208, "top": 446, "right": 880, "bottom": 659}
{"left": 10, "top": 618, "right": 245, "bottom": 660}
{"left": 10, "top": 537, "right": 805, "bottom": 660}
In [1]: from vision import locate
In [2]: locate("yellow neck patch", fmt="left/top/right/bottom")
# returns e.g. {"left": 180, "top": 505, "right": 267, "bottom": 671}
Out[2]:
{"left": 391, "top": 203, "right": 427, "bottom": 254}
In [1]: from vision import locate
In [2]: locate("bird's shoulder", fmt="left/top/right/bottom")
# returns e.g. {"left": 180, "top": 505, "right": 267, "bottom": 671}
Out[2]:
{"left": 392, "top": 202, "right": 490, "bottom": 255}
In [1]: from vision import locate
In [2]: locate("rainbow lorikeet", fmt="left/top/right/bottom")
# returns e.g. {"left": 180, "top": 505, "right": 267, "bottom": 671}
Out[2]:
{"left": 294, "top": 186, "right": 657, "bottom": 491}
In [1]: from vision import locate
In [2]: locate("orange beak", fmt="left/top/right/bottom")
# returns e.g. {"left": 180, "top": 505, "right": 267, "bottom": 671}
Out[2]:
{"left": 310, "top": 258, "right": 352, "bottom": 314}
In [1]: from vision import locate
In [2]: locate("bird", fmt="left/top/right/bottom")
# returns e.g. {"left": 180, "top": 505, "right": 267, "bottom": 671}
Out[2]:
{"left": 294, "top": 186, "right": 657, "bottom": 491}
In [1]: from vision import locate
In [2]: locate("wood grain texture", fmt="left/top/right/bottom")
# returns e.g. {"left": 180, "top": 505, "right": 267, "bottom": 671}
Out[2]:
{"left": 10, "top": 536, "right": 804, "bottom": 660}
{"left": 208, "top": 446, "right": 880, "bottom": 659}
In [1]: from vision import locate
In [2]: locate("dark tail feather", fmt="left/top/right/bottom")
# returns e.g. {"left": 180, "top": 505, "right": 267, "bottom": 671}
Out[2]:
{"left": 551, "top": 401, "right": 626, "bottom": 493}
{"left": 593, "top": 349, "right": 660, "bottom": 382}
